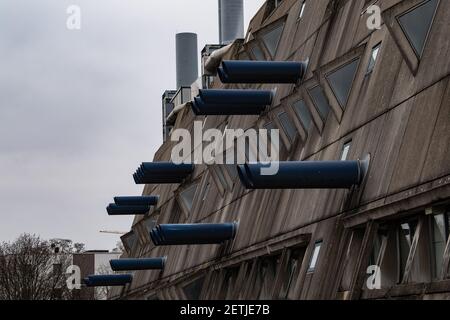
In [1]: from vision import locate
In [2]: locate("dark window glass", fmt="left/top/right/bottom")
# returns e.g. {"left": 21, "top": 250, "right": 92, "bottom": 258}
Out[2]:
{"left": 277, "top": 112, "right": 297, "bottom": 142}
{"left": 398, "top": 220, "right": 417, "bottom": 282}
{"left": 280, "top": 247, "right": 305, "bottom": 299}
{"left": 397, "top": 0, "right": 439, "bottom": 58}
{"left": 257, "top": 255, "right": 280, "bottom": 299}
{"left": 432, "top": 213, "right": 449, "bottom": 278}
{"left": 180, "top": 184, "right": 198, "bottom": 211}
{"left": 250, "top": 43, "right": 265, "bottom": 60}
{"left": 292, "top": 100, "right": 312, "bottom": 131}
{"left": 325, "top": 58, "right": 360, "bottom": 108}
{"left": 183, "top": 277, "right": 205, "bottom": 300}
{"left": 308, "top": 85, "right": 330, "bottom": 120}
{"left": 367, "top": 43, "right": 381, "bottom": 73}
{"left": 261, "top": 24, "right": 284, "bottom": 57}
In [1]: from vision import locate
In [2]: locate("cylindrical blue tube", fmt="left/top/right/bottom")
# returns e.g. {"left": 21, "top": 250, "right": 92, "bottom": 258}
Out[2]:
{"left": 237, "top": 161, "right": 362, "bottom": 189}
{"left": 84, "top": 274, "right": 133, "bottom": 287}
{"left": 110, "top": 258, "right": 166, "bottom": 271}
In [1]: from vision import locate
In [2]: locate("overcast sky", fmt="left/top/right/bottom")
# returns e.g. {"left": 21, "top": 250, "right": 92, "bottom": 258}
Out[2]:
{"left": 0, "top": 0, "right": 265, "bottom": 250}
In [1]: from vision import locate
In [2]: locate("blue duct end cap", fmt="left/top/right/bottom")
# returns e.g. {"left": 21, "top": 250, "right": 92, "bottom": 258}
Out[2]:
{"left": 150, "top": 222, "right": 238, "bottom": 246}
{"left": 218, "top": 60, "right": 307, "bottom": 84}
{"left": 106, "top": 204, "right": 150, "bottom": 216}
{"left": 83, "top": 274, "right": 133, "bottom": 287}
{"left": 110, "top": 258, "right": 166, "bottom": 271}
{"left": 237, "top": 161, "right": 366, "bottom": 189}
{"left": 114, "top": 196, "right": 159, "bottom": 207}
{"left": 133, "top": 162, "right": 195, "bottom": 185}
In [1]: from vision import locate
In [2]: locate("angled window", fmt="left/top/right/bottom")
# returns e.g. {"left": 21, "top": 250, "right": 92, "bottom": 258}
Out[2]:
{"left": 397, "top": 0, "right": 439, "bottom": 58}
{"left": 367, "top": 43, "right": 381, "bottom": 73}
{"left": 299, "top": 1, "right": 306, "bottom": 19}
{"left": 325, "top": 58, "right": 360, "bottom": 108}
{"left": 257, "top": 255, "right": 281, "bottom": 299}
{"left": 261, "top": 23, "right": 284, "bottom": 57}
{"left": 308, "top": 85, "right": 330, "bottom": 120}
{"left": 340, "top": 141, "right": 352, "bottom": 161}
{"left": 183, "top": 277, "right": 205, "bottom": 300}
{"left": 398, "top": 220, "right": 418, "bottom": 282}
{"left": 249, "top": 42, "right": 265, "bottom": 60}
{"left": 431, "top": 211, "right": 450, "bottom": 279}
{"left": 308, "top": 241, "right": 322, "bottom": 273}
{"left": 292, "top": 100, "right": 312, "bottom": 131}
{"left": 277, "top": 111, "right": 297, "bottom": 142}
{"left": 280, "top": 247, "right": 306, "bottom": 299}
{"left": 179, "top": 183, "right": 198, "bottom": 211}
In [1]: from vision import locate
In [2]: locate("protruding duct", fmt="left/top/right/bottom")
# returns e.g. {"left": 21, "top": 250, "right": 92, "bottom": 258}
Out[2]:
{"left": 176, "top": 33, "right": 199, "bottom": 88}
{"left": 150, "top": 223, "right": 238, "bottom": 246}
{"left": 106, "top": 204, "right": 150, "bottom": 216}
{"left": 110, "top": 258, "right": 166, "bottom": 271}
{"left": 218, "top": 60, "right": 308, "bottom": 84}
{"left": 219, "top": 0, "right": 244, "bottom": 45}
{"left": 237, "top": 161, "right": 367, "bottom": 189}
{"left": 192, "top": 89, "right": 273, "bottom": 116}
{"left": 133, "top": 162, "right": 195, "bottom": 185}
{"left": 83, "top": 274, "right": 133, "bottom": 287}
{"left": 114, "top": 196, "right": 159, "bottom": 207}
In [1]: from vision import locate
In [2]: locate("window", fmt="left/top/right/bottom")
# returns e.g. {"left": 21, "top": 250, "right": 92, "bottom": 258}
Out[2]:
{"left": 367, "top": 43, "right": 381, "bottom": 73}
{"left": 292, "top": 100, "right": 312, "bottom": 131}
{"left": 431, "top": 211, "right": 450, "bottom": 278}
{"left": 398, "top": 220, "right": 418, "bottom": 282}
{"left": 308, "top": 241, "right": 322, "bottom": 272}
{"left": 299, "top": 1, "right": 306, "bottom": 19}
{"left": 308, "top": 85, "right": 330, "bottom": 120}
{"left": 325, "top": 58, "right": 360, "bottom": 108}
{"left": 257, "top": 255, "right": 281, "bottom": 299}
{"left": 249, "top": 42, "right": 265, "bottom": 60}
{"left": 397, "top": 0, "right": 439, "bottom": 58}
{"left": 280, "top": 247, "right": 306, "bottom": 299}
{"left": 183, "top": 277, "right": 205, "bottom": 300}
{"left": 277, "top": 112, "right": 297, "bottom": 142}
{"left": 179, "top": 183, "right": 198, "bottom": 211}
{"left": 261, "top": 23, "right": 284, "bottom": 57}
{"left": 340, "top": 141, "right": 352, "bottom": 161}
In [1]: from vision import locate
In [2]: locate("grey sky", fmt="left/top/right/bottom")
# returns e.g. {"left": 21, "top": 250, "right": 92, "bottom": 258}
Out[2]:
{"left": 0, "top": 0, "right": 265, "bottom": 250}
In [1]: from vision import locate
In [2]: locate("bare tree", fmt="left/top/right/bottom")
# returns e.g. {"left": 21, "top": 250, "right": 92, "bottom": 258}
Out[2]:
{"left": 0, "top": 234, "right": 74, "bottom": 300}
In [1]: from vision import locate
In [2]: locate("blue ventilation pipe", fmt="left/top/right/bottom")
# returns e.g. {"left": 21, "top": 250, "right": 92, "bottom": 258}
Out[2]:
{"left": 114, "top": 196, "right": 159, "bottom": 206}
{"left": 150, "top": 223, "right": 238, "bottom": 246}
{"left": 110, "top": 258, "right": 166, "bottom": 271}
{"left": 83, "top": 274, "right": 133, "bottom": 287}
{"left": 191, "top": 89, "right": 272, "bottom": 116}
{"left": 218, "top": 60, "right": 308, "bottom": 84}
{"left": 106, "top": 204, "right": 150, "bottom": 216}
{"left": 237, "top": 161, "right": 368, "bottom": 189}
{"left": 133, "top": 162, "right": 195, "bottom": 184}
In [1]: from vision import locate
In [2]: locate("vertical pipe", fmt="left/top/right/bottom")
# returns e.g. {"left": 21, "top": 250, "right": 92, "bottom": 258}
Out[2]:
{"left": 218, "top": 0, "right": 244, "bottom": 45}
{"left": 176, "top": 33, "right": 199, "bottom": 88}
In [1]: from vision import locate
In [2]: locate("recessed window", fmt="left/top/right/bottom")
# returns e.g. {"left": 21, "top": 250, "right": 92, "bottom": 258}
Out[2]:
{"left": 258, "top": 255, "right": 281, "bottom": 299}
{"left": 261, "top": 23, "right": 284, "bottom": 57}
{"left": 432, "top": 211, "right": 449, "bottom": 279}
{"left": 180, "top": 184, "right": 198, "bottom": 211}
{"left": 367, "top": 43, "right": 381, "bottom": 73}
{"left": 397, "top": 0, "right": 439, "bottom": 58}
{"left": 398, "top": 220, "right": 418, "bottom": 282}
{"left": 280, "top": 247, "right": 306, "bottom": 299}
{"left": 308, "top": 85, "right": 330, "bottom": 120}
{"left": 308, "top": 241, "right": 322, "bottom": 272}
{"left": 249, "top": 42, "right": 265, "bottom": 60}
{"left": 341, "top": 141, "right": 352, "bottom": 161}
{"left": 183, "top": 277, "right": 205, "bottom": 300}
{"left": 277, "top": 112, "right": 297, "bottom": 142}
{"left": 299, "top": 1, "right": 306, "bottom": 19}
{"left": 238, "top": 51, "right": 250, "bottom": 61}
{"left": 292, "top": 100, "right": 312, "bottom": 131}
{"left": 325, "top": 58, "right": 360, "bottom": 108}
